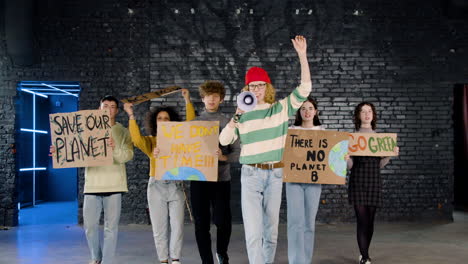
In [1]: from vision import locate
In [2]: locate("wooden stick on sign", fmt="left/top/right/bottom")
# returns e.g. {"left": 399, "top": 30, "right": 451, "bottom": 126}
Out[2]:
{"left": 121, "top": 86, "right": 182, "bottom": 105}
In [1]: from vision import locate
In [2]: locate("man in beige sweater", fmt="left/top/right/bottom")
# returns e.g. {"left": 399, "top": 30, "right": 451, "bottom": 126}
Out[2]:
{"left": 51, "top": 95, "right": 133, "bottom": 264}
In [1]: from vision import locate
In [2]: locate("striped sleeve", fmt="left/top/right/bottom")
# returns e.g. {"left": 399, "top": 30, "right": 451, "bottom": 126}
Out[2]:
{"left": 281, "top": 82, "right": 312, "bottom": 116}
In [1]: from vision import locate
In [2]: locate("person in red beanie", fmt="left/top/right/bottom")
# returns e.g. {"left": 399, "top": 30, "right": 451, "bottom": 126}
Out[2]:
{"left": 220, "top": 35, "right": 312, "bottom": 264}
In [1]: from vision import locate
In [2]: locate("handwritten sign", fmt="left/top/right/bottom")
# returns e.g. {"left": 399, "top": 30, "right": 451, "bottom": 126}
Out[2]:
{"left": 283, "top": 129, "right": 349, "bottom": 185}
{"left": 349, "top": 133, "right": 397, "bottom": 156}
{"left": 156, "top": 121, "right": 219, "bottom": 181}
{"left": 49, "top": 110, "right": 113, "bottom": 168}
{"left": 121, "top": 86, "right": 182, "bottom": 105}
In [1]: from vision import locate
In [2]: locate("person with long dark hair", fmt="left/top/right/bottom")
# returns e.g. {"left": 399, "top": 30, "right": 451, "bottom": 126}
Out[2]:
{"left": 286, "top": 96, "right": 323, "bottom": 264}
{"left": 347, "top": 102, "right": 399, "bottom": 264}
{"left": 124, "top": 90, "right": 195, "bottom": 264}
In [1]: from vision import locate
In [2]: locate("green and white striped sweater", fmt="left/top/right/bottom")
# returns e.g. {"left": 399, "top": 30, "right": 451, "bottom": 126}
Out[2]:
{"left": 219, "top": 82, "right": 311, "bottom": 164}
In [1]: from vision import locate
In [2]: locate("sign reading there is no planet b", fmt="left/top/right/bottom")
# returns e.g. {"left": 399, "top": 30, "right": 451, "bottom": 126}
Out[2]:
{"left": 283, "top": 129, "right": 349, "bottom": 185}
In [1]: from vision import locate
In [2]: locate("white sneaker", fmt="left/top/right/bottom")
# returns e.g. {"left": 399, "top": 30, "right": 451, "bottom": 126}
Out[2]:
{"left": 88, "top": 261, "right": 101, "bottom": 264}
{"left": 172, "top": 261, "right": 181, "bottom": 264}
{"left": 359, "top": 255, "right": 371, "bottom": 264}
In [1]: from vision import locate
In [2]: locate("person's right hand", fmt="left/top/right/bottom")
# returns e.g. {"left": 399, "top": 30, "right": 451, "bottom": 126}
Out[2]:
{"left": 49, "top": 145, "right": 56, "bottom": 157}
{"left": 123, "top": 103, "right": 134, "bottom": 118}
{"left": 235, "top": 107, "right": 245, "bottom": 115}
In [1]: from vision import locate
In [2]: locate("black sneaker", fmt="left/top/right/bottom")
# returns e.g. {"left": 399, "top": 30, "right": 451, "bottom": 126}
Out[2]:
{"left": 216, "top": 253, "right": 229, "bottom": 264}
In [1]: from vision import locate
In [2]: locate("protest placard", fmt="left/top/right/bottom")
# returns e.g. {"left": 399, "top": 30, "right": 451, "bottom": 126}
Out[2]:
{"left": 155, "top": 121, "right": 219, "bottom": 181}
{"left": 348, "top": 133, "right": 398, "bottom": 156}
{"left": 49, "top": 110, "right": 113, "bottom": 168}
{"left": 283, "top": 129, "right": 349, "bottom": 185}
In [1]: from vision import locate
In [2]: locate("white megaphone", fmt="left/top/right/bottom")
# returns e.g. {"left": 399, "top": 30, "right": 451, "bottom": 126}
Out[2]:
{"left": 236, "top": 91, "right": 257, "bottom": 112}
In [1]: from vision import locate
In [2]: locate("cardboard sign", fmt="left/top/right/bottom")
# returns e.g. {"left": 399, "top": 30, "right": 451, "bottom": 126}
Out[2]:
{"left": 283, "top": 129, "right": 349, "bottom": 185}
{"left": 49, "top": 110, "right": 113, "bottom": 168}
{"left": 349, "top": 133, "right": 397, "bottom": 156}
{"left": 155, "top": 121, "right": 219, "bottom": 181}
{"left": 121, "top": 86, "right": 182, "bottom": 105}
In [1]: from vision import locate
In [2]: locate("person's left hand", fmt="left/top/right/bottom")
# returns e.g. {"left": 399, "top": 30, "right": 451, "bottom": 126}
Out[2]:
{"left": 109, "top": 137, "right": 115, "bottom": 150}
{"left": 291, "top": 35, "right": 307, "bottom": 55}
{"left": 394, "top": 146, "right": 400, "bottom": 156}
{"left": 181, "top": 88, "right": 190, "bottom": 102}
{"left": 216, "top": 148, "right": 228, "bottom": 161}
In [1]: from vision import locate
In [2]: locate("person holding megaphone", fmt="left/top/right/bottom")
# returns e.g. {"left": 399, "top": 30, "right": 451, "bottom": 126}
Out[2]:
{"left": 219, "top": 35, "right": 312, "bottom": 264}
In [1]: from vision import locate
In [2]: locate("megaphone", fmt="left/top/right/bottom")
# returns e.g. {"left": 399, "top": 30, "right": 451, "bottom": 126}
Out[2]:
{"left": 236, "top": 91, "right": 257, "bottom": 112}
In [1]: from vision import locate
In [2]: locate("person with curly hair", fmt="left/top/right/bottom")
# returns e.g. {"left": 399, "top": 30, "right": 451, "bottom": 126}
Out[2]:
{"left": 123, "top": 90, "right": 195, "bottom": 264}
{"left": 190, "top": 80, "right": 240, "bottom": 264}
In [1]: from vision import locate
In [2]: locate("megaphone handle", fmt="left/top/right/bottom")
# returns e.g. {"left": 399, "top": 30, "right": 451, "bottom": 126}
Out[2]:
{"left": 233, "top": 113, "right": 242, "bottom": 123}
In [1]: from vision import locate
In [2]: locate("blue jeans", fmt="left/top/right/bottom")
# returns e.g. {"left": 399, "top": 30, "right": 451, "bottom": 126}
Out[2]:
{"left": 83, "top": 193, "right": 122, "bottom": 264}
{"left": 286, "top": 183, "right": 322, "bottom": 264}
{"left": 147, "top": 177, "right": 185, "bottom": 261}
{"left": 241, "top": 165, "right": 283, "bottom": 264}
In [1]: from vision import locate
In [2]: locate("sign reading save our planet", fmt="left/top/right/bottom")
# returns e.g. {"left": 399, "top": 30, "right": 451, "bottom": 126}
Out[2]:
{"left": 282, "top": 129, "right": 349, "bottom": 185}
{"left": 49, "top": 109, "right": 113, "bottom": 168}
{"left": 156, "top": 121, "right": 219, "bottom": 181}
{"left": 348, "top": 133, "right": 397, "bottom": 156}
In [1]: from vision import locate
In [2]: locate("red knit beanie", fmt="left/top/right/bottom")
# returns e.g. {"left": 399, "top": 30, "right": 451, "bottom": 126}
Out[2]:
{"left": 245, "top": 67, "right": 271, "bottom": 85}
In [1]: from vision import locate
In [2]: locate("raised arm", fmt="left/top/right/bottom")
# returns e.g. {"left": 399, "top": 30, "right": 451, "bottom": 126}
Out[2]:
{"left": 291, "top": 35, "right": 311, "bottom": 85}
{"left": 124, "top": 102, "right": 154, "bottom": 157}
{"left": 182, "top": 88, "right": 196, "bottom": 121}
{"left": 283, "top": 36, "right": 312, "bottom": 116}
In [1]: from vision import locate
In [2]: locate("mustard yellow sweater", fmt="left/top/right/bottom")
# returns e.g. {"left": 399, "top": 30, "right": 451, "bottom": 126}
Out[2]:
{"left": 128, "top": 102, "right": 195, "bottom": 177}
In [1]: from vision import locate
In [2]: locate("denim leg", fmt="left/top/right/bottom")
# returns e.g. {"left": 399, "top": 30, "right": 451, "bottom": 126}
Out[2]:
{"left": 84, "top": 194, "right": 103, "bottom": 262}
{"left": 147, "top": 178, "right": 170, "bottom": 261}
{"left": 303, "top": 184, "right": 321, "bottom": 264}
{"left": 101, "top": 193, "right": 122, "bottom": 264}
{"left": 241, "top": 165, "right": 265, "bottom": 264}
{"left": 262, "top": 168, "right": 283, "bottom": 264}
{"left": 168, "top": 197, "right": 185, "bottom": 260}
{"left": 286, "top": 183, "right": 306, "bottom": 264}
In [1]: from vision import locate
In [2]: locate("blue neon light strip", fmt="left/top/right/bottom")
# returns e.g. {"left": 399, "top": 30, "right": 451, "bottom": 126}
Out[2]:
{"left": 21, "top": 88, "right": 48, "bottom": 98}
{"left": 19, "top": 167, "right": 47, "bottom": 172}
{"left": 20, "top": 128, "right": 48, "bottom": 134}
{"left": 41, "top": 83, "right": 79, "bottom": 97}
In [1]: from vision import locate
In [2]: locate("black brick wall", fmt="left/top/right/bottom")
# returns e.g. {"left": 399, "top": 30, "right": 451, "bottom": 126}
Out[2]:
{"left": 1, "top": 0, "right": 467, "bottom": 225}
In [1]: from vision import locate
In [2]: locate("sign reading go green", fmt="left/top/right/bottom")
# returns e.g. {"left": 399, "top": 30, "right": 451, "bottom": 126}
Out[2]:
{"left": 348, "top": 133, "right": 398, "bottom": 156}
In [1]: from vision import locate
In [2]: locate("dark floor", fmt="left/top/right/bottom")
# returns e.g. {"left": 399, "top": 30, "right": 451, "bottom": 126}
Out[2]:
{"left": 0, "top": 202, "right": 467, "bottom": 264}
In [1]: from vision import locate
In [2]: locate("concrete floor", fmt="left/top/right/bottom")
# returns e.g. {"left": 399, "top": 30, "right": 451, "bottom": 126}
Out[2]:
{"left": 0, "top": 202, "right": 467, "bottom": 264}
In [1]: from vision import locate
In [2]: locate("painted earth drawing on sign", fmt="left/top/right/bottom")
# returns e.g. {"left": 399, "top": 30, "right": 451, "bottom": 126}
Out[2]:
{"left": 162, "top": 167, "right": 207, "bottom": 181}
{"left": 328, "top": 140, "right": 349, "bottom": 178}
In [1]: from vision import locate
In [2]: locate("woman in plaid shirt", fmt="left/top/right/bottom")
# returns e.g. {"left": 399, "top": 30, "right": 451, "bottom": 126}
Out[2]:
{"left": 347, "top": 102, "right": 399, "bottom": 264}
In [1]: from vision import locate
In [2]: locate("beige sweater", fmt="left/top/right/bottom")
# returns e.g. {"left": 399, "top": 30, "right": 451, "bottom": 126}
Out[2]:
{"left": 84, "top": 122, "right": 134, "bottom": 193}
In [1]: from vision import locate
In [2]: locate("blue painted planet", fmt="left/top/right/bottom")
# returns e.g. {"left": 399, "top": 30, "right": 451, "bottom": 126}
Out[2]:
{"left": 328, "top": 140, "right": 349, "bottom": 178}
{"left": 162, "top": 167, "right": 207, "bottom": 181}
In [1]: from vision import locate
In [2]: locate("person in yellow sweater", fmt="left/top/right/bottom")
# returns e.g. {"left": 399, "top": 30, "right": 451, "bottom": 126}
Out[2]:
{"left": 123, "top": 89, "right": 195, "bottom": 264}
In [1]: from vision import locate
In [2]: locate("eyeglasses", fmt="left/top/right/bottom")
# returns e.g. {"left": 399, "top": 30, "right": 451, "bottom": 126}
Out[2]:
{"left": 248, "top": 83, "right": 267, "bottom": 90}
